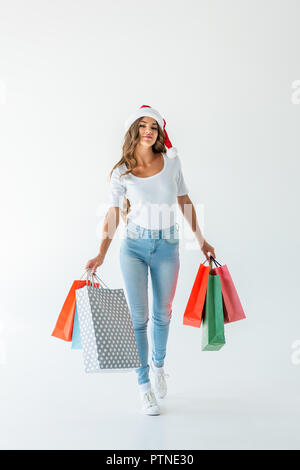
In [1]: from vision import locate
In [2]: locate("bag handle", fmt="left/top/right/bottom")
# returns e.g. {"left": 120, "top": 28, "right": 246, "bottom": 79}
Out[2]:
{"left": 79, "top": 270, "right": 110, "bottom": 289}
{"left": 77, "top": 270, "right": 93, "bottom": 287}
{"left": 202, "top": 257, "right": 214, "bottom": 273}
{"left": 78, "top": 269, "right": 98, "bottom": 288}
{"left": 92, "top": 272, "right": 110, "bottom": 289}
{"left": 210, "top": 255, "right": 222, "bottom": 267}
{"left": 202, "top": 256, "right": 223, "bottom": 267}
{"left": 87, "top": 269, "right": 98, "bottom": 288}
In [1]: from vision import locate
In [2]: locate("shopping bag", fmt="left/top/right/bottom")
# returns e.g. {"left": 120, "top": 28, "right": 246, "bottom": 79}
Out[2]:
{"left": 71, "top": 305, "right": 82, "bottom": 349}
{"left": 211, "top": 257, "right": 246, "bottom": 324}
{"left": 75, "top": 273, "right": 142, "bottom": 373}
{"left": 201, "top": 260, "right": 226, "bottom": 351}
{"left": 51, "top": 273, "right": 99, "bottom": 341}
{"left": 183, "top": 261, "right": 210, "bottom": 327}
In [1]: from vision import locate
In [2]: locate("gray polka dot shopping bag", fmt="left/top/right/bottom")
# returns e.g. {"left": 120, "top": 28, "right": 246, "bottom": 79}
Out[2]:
{"left": 75, "top": 270, "right": 142, "bottom": 373}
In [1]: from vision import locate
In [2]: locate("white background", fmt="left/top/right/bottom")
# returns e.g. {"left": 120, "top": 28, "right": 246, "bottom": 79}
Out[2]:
{"left": 0, "top": 0, "right": 299, "bottom": 450}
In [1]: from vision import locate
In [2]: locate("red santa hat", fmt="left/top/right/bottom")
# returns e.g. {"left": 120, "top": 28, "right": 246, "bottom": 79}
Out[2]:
{"left": 124, "top": 104, "right": 178, "bottom": 158}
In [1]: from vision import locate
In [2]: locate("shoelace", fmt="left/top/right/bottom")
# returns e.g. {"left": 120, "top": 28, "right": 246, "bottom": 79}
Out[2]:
{"left": 144, "top": 390, "right": 157, "bottom": 407}
{"left": 156, "top": 372, "right": 170, "bottom": 387}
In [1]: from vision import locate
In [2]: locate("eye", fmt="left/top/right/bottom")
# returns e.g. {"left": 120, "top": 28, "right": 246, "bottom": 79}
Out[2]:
{"left": 140, "top": 125, "right": 158, "bottom": 130}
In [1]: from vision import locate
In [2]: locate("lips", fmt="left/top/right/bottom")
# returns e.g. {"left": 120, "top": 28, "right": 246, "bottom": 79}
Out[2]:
{"left": 144, "top": 136, "right": 152, "bottom": 139}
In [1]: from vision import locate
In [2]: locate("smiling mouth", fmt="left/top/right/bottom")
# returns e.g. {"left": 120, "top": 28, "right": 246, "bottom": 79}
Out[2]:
{"left": 144, "top": 136, "right": 152, "bottom": 139}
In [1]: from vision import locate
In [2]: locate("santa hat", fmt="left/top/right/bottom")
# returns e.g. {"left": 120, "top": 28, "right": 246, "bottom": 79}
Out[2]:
{"left": 124, "top": 104, "right": 178, "bottom": 158}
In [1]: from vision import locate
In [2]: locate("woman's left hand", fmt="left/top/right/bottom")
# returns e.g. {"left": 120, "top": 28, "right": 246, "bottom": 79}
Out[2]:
{"left": 201, "top": 240, "right": 216, "bottom": 262}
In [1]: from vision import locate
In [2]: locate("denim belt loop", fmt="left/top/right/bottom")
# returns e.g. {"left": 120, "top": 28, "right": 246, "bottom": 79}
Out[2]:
{"left": 161, "top": 226, "right": 169, "bottom": 240}
{"left": 151, "top": 229, "right": 158, "bottom": 239}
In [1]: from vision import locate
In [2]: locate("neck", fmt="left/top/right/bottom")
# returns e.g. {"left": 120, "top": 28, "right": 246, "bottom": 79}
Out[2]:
{"left": 134, "top": 144, "right": 156, "bottom": 166}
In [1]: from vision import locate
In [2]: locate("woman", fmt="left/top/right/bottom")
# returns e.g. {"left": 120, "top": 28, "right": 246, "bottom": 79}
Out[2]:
{"left": 85, "top": 105, "right": 216, "bottom": 416}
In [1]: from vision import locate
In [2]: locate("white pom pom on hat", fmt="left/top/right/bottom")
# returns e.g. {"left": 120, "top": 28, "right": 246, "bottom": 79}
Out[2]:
{"left": 124, "top": 104, "right": 178, "bottom": 158}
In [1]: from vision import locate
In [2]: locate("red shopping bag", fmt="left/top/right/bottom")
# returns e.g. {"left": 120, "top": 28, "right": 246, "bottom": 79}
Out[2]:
{"left": 183, "top": 261, "right": 210, "bottom": 328}
{"left": 52, "top": 277, "right": 99, "bottom": 341}
{"left": 211, "top": 257, "right": 246, "bottom": 324}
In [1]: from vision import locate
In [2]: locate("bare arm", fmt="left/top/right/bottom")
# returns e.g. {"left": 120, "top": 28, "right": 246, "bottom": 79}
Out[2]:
{"left": 177, "top": 194, "right": 216, "bottom": 261}
{"left": 85, "top": 206, "right": 121, "bottom": 273}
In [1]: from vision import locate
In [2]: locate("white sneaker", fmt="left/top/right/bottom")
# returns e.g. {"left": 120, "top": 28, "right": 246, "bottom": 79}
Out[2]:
{"left": 150, "top": 362, "right": 170, "bottom": 399}
{"left": 140, "top": 389, "right": 160, "bottom": 415}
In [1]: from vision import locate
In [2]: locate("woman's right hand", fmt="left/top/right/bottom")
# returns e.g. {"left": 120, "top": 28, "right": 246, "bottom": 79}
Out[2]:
{"left": 85, "top": 254, "right": 104, "bottom": 274}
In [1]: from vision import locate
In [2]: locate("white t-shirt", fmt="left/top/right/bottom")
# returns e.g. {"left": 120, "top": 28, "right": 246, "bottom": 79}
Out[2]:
{"left": 107, "top": 153, "right": 189, "bottom": 230}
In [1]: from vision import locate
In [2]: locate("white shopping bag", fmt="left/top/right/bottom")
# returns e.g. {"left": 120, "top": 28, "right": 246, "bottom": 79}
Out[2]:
{"left": 75, "top": 271, "right": 142, "bottom": 373}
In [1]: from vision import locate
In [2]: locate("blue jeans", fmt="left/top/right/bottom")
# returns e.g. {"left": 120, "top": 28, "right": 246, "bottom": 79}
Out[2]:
{"left": 120, "top": 221, "right": 180, "bottom": 385}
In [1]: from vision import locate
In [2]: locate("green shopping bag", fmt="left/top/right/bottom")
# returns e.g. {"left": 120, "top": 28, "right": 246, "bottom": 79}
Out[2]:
{"left": 201, "top": 258, "right": 226, "bottom": 351}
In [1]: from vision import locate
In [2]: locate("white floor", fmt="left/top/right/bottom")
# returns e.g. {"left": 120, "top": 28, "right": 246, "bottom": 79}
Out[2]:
{"left": 1, "top": 361, "right": 299, "bottom": 450}
{"left": 1, "top": 320, "right": 299, "bottom": 450}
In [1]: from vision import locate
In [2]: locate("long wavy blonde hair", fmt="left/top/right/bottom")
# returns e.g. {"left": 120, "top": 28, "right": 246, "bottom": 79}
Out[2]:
{"left": 109, "top": 116, "right": 167, "bottom": 223}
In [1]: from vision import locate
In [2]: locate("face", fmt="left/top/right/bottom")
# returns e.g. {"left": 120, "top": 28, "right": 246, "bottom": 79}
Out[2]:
{"left": 138, "top": 116, "right": 159, "bottom": 147}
